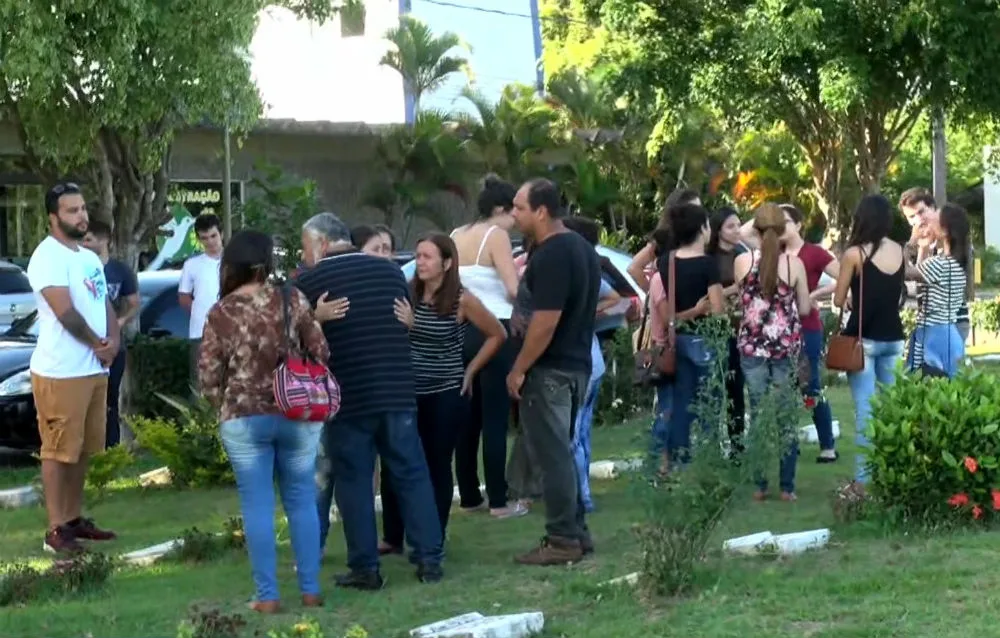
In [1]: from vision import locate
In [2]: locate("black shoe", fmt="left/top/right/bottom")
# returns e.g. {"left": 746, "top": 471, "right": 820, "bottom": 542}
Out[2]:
{"left": 334, "top": 570, "right": 385, "bottom": 591}
{"left": 416, "top": 562, "right": 443, "bottom": 583}
{"left": 581, "top": 537, "right": 595, "bottom": 557}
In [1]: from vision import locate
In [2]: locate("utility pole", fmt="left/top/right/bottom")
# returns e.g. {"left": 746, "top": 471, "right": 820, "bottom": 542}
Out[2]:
{"left": 222, "top": 124, "right": 233, "bottom": 241}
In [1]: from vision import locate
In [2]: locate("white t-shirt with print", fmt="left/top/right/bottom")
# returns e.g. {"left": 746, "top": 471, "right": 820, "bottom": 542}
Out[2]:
{"left": 27, "top": 236, "right": 109, "bottom": 379}
{"left": 179, "top": 253, "right": 221, "bottom": 339}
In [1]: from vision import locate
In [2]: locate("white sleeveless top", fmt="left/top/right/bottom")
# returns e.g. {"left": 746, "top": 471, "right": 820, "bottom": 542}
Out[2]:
{"left": 451, "top": 225, "right": 514, "bottom": 320}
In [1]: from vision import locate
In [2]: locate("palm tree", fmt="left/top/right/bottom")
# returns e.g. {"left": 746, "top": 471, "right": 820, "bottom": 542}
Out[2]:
{"left": 364, "top": 109, "right": 473, "bottom": 242}
{"left": 456, "top": 84, "right": 559, "bottom": 184}
{"left": 380, "top": 16, "right": 470, "bottom": 113}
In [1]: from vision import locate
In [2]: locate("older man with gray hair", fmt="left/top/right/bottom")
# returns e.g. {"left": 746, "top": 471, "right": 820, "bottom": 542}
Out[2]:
{"left": 295, "top": 212, "right": 443, "bottom": 589}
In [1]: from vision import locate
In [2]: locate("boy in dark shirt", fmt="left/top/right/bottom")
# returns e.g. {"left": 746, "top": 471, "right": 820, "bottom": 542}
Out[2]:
{"left": 82, "top": 220, "right": 138, "bottom": 448}
{"left": 508, "top": 179, "right": 601, "bottom": 565}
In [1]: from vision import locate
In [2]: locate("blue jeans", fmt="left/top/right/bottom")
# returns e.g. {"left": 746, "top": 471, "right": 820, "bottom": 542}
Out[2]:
{"left": 907, "top": 323, "right": 964, "bottom": 379}
{"left": 572, "top": 368, "right": 604, "bottom": 513}
{"left": 802, "top": 328, "right": 836, "bottom": 451}
{"left": 651, "top": 334, "right": 713, "bottom": 464}
{"left": 850, "top": 339, "right": 905, "bottom": 482}
{"left": 741, "top": 356, "right": 798, "bottom": 494}
{"left": 220, "top": 415, "right": 323, "bottom": 602}
{"left": 319, "top": 411, "right": 442, "bottom": 573}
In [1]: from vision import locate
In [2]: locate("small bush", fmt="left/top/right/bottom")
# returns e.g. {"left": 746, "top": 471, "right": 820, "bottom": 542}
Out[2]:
{"left": 266, "top": 619, "right": 369, "bottom": 638}
{"left": 868, "top": 366, "right": 1000, "bottom": 524}
{"left": 0, "top": 553, "right": 116, "bottom": 607}
{"left": 128, "top": 336, "right": 191, "bottom": 418}
{"left": 176, "top": 605, "right": 246, "bottom": 638}
{"left": 86, "top": 445, "right": 136, "bottom": 495}
{"left": 595, "top": 327, "right": 652, "bottom": 426}
{"left": 971, "top": 297, "right": 1000, "bottom": 335}
{"left": 168, "top": 518, "right": 246, "bottom": 563}
{"left": 634, "top": 315, "right": 803, "bottom": 596}
{"left": 129, "top": 394, "right": 233, "bottom": 488}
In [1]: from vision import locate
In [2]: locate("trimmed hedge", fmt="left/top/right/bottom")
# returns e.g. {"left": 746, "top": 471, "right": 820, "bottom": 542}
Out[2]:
{"left": 127, "top": 336, "right": 190, "bottom": 418}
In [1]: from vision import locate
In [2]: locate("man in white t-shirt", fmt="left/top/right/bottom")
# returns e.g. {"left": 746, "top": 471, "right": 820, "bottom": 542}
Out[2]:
{"left": 28, "top": 183, "right": 121, "bottom": 554}
{"left": 178, "top": 214, "right": 223, "bottom": 384}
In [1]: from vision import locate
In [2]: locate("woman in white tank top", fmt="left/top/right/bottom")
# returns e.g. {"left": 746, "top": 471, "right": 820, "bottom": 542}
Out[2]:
{"left": 451, "top": 175, "right": 527, "bottom": 519}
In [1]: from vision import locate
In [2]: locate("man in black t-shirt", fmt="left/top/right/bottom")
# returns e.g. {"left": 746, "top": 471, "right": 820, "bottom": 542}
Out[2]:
{"left": 82, "top": 220, "right": 138, "bottom": 448}
{"left": 508, "top": 178, "right": 601, "bottom": 566}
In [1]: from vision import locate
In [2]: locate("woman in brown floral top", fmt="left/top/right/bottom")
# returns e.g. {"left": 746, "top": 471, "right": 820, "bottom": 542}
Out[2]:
{"left": 198, "top": 230, "right": 330, "bottom": 614}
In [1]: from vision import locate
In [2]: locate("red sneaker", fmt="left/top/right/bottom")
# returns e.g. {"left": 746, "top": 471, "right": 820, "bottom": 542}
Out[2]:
{"left": 70, "top": 517, "right": 117, "bottom": 541}
{"left": 44, "top": 525, "right": 85, "bottom": 555}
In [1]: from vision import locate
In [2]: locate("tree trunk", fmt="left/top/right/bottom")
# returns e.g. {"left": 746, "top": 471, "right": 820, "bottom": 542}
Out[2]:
{"left": 807, "top": 150, "right": 849, "bottom": 249}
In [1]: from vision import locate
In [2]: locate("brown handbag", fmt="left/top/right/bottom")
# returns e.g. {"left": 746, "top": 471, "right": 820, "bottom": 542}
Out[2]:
{"left": 825, "top": 250, "right": 865, "bottom": 372}
{"left": 633, "top": 252, "right": 677, "bottom": 385}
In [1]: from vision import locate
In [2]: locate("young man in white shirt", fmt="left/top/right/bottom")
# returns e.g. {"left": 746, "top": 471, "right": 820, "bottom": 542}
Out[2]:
{"left": 28, "top": 183, "right": 121, "bottom": 554}
{"left": 178, "top": 214, "right": 223, "bottom": 384}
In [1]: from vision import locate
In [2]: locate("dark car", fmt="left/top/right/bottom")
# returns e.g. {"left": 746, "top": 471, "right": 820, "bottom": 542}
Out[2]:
{"left": 0, "top": 270, "right": 185, "bottom": 450}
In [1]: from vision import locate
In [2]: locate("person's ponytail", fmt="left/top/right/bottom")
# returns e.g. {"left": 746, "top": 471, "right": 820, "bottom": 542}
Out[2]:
{"left": 758, "top": 227, "right": 781, "bottom": 299}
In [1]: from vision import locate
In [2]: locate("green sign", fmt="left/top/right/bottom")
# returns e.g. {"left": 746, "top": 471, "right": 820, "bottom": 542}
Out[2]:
{"left": 147, "top": 181, "right": 241, "bottom": 270}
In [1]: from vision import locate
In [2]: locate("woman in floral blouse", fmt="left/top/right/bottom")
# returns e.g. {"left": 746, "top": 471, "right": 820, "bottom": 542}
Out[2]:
{"left": 199, "top": 230, "right": 330, "bottom": 614}
{"left": 733, "top": 204, "right": 812, "bottom": 502}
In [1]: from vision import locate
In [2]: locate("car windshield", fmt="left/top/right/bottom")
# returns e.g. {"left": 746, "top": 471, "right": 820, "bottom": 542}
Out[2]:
{"left": 0, "top": 267, "right": 31, "bottom": 294}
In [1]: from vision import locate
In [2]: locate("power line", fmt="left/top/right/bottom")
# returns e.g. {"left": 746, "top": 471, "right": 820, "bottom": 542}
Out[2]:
{"left": 411, "top": 0, "right": 592, "bottom": 26}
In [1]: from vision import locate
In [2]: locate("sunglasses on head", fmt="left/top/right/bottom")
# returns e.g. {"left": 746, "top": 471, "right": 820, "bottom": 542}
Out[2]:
{"left": 50, "top": 182, "right": 81, "bottom": 195}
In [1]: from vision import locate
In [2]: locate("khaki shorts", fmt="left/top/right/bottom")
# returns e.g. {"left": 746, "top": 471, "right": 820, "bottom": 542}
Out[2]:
{"left": 32, "top": 373, "right": 108, "bottom": 463}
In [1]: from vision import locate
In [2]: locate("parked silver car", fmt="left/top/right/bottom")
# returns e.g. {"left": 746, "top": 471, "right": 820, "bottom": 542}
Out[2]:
{"left": 0, "top": 260, "right": 36, "bottom": 332}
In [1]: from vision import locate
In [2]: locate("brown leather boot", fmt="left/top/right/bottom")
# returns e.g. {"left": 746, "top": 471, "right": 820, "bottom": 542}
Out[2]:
{"left": 515, "top": 536, "right": 583, "bottom": 566}
{"left": 302, "top": 594, "right": 323, "bottom": 608}
{"left": 247, "top": 600, "right": 281, "bottom": 614}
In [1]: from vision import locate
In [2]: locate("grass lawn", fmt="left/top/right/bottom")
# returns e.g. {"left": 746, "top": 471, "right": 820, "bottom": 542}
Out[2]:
{"left": 2, "top": 384, "right": 1000, "bottom": 637}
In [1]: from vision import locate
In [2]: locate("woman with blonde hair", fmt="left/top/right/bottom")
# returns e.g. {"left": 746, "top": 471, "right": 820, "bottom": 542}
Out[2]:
{"left": 734, "top": 204, "right": 812, "bottom": 501}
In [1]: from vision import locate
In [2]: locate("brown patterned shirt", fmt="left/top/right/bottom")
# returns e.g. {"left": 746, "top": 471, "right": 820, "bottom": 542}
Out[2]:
{"left": 198, "top": 285, "right": 330, "bottom": 422}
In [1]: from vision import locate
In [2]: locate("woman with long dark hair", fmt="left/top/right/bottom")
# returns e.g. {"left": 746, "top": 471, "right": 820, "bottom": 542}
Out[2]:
{"left": 627, "top": 188, "right": 701, "bottom": 291}
{"left": 198, "top": 231, "right": 330, "bottom": 613}
{"left": 351, "top": 224, "right": 396, "bottom": 258}
{"left": 649, "top": 203, "right": 724, "bottom": 471}
{"left": 734, "top": 204, "right": 812, "bottom": 501}
{"left": 450, "top": 175, "right": 526, "bottom": 518}
{"left": 905, "top": 203, "right": 969, "bottom": 378}
{"left": 707, "top": 207, "right": 747, "bottom": 452}
{"left": 379, "top": 233, "right": 506, "bottom": 553}
{"left": 833, "top": 195, "right": 906, "bottom": 484}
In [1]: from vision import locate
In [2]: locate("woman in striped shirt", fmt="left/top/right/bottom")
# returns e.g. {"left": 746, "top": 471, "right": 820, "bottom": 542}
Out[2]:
{"left": 906, "top": 203, "right": 969, "bottom": 378}
{"left": 379, "top": 233, "right": 506, "bottom": 554}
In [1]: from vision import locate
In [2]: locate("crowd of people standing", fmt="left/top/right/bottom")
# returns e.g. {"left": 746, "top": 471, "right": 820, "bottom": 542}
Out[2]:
{"left": 24, "top": 176, "right": 971, "bottom": 613}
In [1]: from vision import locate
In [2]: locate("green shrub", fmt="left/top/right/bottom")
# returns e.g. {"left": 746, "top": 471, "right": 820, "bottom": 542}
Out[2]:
{"left": 868, "top": 366, "right": 1000, "bottom": 523}
{"left": 128, "top": 336, "right": 190, "bottom": 418}
{"left": 970, "top": 297, "right": 1000, "bottom": 335}
{"left": 980, "top": 245, "right": 1000, "bottom": 288}
{"left": 86, "top": 445, "right": 136, "bottom": 495}
{"left": 595, "top": 327, "right": 653, "bottom": 426}
{"left": 0, "top": 553, "right": 116, "bottom": 607}
{"left": 129, "top": 394, "right": 233, "bottom": 488}
{"left": 635, "top": 315, "right": 801, "bottom": 596}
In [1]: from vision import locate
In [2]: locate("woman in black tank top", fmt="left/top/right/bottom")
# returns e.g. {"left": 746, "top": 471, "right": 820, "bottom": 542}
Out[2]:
{"left": 832, "top": 195, "right": 906, "bottom": 485}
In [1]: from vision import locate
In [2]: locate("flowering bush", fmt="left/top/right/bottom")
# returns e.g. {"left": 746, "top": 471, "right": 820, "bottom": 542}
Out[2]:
{"left": 867, "top": 365, "right": 1000, "bottom": 523}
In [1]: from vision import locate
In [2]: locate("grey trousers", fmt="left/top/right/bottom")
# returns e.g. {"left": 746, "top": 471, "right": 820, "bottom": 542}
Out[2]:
{"left": 518, "top": 366, "right": 591, "bottom": 543}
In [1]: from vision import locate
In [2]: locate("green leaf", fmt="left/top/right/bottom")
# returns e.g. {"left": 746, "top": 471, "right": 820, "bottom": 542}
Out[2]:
{"left": 942, "top": 450, "right": 958, "bottom": 468}
{"left": 984, "top": 423, "right": 1000, "bottom": 435}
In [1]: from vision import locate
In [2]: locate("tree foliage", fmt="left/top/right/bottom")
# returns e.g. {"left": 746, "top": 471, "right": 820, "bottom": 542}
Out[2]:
{"left": 0, "top": 0, "right": 337, "bottom": 265}
{"left": 598, "top": 0, "right": 1000, "bottom": 237}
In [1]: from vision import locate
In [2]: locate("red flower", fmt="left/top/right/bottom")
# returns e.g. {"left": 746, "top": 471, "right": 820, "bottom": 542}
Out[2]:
{"left": 973, "top": 505, "right": 984, "bottom": 520}
{"left": 803, "top": 396, "right": 817, "bottom": 409}
{"left": 964, "top": 457, "right": 979, "bottom": 473}
{"left": 992, "top": 490, "right": 1000, "bottom": 512}
{"left": 948, "top": 493, "right": 970, "bottom": 507}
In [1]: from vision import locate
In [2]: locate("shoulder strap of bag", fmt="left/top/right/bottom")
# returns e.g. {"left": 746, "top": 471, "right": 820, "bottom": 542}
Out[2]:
{"left": 858, "top": 249, "right": 864, "bottom": 341}
{"left": 280, "top": 282, "right": 294, "bottom": 360}
{"left": 667, "top": 251, "right": 677, "bottom": 346}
